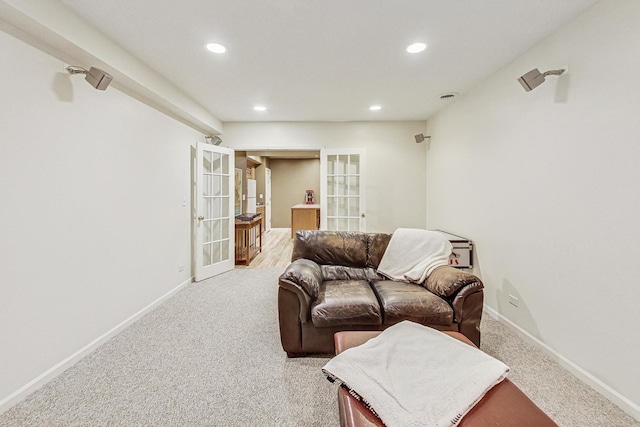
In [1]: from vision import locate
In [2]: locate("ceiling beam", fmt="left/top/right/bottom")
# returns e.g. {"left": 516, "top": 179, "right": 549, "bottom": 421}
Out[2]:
{"left": 0, "top": 0, "right": 223, "bottom": 135}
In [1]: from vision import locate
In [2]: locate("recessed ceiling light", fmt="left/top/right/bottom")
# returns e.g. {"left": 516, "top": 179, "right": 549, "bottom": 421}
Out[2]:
{"left": 206, "top": 43, "right": 226, "bottom": 53}
{"left": 253, "top": 106, "right": 267, "bottom": 111}
{"left": 369, "top": 105, "right": 382, "bottom": 111}
{"left": 406, "top": 42, "right": 427, "bottom": 54}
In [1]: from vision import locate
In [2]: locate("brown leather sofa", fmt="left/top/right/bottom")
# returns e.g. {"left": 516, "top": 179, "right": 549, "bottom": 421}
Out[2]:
{"left": 278, "top": 230, "right": 484, "bottom": 357}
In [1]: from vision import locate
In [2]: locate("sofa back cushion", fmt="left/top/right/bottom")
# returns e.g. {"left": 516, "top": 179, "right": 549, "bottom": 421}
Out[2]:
{"left": 367, "top": 233, "right": 392, "bottom": 268}
{"left": 292, "top": 230, "right": 369, "bottom": 267}
{"left": 292, "top": 230, "right": 392, "bottom": 268}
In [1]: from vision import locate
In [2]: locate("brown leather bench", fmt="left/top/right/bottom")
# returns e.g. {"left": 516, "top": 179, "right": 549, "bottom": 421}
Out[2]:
{"left": 334, "top": 330, "right": 557, "bottom": 427}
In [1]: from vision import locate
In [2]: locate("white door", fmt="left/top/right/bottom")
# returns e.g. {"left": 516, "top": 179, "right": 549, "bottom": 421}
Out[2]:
{"left": 320, "top": 148, "right": 366, "bottom": 232}
{"left": 265, "top": 168, "right": 272, "bottom": 231}
{"left": 195, "top": 142, "right": 235, "bottom": 281}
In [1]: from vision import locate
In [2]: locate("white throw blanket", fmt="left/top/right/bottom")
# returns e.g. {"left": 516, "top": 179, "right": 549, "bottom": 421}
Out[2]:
{"left": 322, "top": 321, "right": 509, "bottom": 427}
{"left": 378, "top": 228, "right": 452, "bottom": 283}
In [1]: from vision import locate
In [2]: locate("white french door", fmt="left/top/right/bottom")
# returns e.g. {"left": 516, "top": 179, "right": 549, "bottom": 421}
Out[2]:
{"left": 320, "top": 148, "right": 366, "bottom": 232}
{"left": 195, "top": 142, "right": 235, "bottom": 281}
{"left": 265, "top": 167, "right": 272, "bottom": 231}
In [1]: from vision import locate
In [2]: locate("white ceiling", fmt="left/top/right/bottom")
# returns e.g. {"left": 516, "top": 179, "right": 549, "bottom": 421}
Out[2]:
{"left": 59, "top": 0, "right": 599, "bottom": 123}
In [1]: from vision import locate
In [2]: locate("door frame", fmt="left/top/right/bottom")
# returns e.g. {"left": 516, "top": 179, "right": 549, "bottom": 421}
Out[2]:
{"left": 265, "top": 167, "right": 272, "bottom": 231}
{"left": 231, "top": 147, "right": 322, "bottom": 231}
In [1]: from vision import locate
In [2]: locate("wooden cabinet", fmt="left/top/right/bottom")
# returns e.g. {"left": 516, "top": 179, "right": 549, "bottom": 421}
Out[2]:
{"left": 246, "top": 167, "right": 255, "bottom": 180}
{"left": 291, "top": 204, "right": 320, "bottom": 238}
{"left": 235, "top": 215, "right": 263, "bottom": 265}
{"left": 246, "top": 157, "right": 260, "bottom": 180}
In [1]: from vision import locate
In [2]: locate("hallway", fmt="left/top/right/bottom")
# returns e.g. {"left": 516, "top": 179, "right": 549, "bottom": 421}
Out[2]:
{"left": 235, "top": 228, "right": 293, "bottom": 269}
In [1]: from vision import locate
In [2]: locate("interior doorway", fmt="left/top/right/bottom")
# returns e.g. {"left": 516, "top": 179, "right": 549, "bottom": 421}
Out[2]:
{"left": 235, "top": 149, "right": 321, "bottom": 230}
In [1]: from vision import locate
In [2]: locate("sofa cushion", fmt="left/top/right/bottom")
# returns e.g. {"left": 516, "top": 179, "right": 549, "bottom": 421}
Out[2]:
{"left": 321, "top": 265, "right": 382, "bottom": 281}
{"left": 292, "top": 231, "right": 369, "bottom": 267}
{"left": 311, "top": 280, "right": 382, "bottom": 327}
{"left": 371, "top": 280, "right": 453, "bottom": 326}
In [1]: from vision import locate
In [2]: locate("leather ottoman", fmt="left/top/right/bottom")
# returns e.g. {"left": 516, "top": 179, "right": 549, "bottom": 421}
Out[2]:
{"left": 334, "top": 330, "right": 557, "bottom": 427}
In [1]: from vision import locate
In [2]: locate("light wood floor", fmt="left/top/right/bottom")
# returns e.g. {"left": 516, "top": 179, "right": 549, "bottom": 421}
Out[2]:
{"left": 235, "top": 228, "right": 293, "bottom": 269}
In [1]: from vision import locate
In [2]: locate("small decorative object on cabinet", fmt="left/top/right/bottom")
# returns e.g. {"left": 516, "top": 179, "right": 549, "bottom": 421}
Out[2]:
{"left": 304, "top": 189, "right": 315, "bottom": 204}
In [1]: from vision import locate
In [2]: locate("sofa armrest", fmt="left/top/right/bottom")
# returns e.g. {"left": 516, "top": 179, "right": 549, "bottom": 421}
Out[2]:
{"left": 278, "top": 259, "right": 322, "bottom": 323}
{"left": 424, "top": 265, "right": 482, "bottom": 298}
{"left": 280, "top": 258, "right": 322, "bottom": 298}
{"left": 450, "top": 284, "right": 484, "bottom": 347}
{"left": 425, "top": 266, "right": 484, "bottom": 346}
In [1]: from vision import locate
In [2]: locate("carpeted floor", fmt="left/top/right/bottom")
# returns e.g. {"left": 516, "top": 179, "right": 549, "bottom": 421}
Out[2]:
{"left": 1, "top": 268, "right": 638, "bottom": 426}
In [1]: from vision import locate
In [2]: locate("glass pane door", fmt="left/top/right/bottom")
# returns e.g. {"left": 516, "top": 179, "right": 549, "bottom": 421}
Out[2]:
{"left": 196, "top": 143, "right": 235, "bottom": 281}
{"left": 321, "top": 149, "right": 366, "bottom": 231}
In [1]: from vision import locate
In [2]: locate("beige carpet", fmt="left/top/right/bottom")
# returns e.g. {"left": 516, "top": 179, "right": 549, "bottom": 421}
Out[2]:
{"left": 1, "top": 268, "right": 637, "bottom": 426}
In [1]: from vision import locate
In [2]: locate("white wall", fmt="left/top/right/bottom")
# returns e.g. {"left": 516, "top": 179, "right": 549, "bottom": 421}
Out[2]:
{"left": 223, "top": 121, "right": 428, "bottom": 233}
{"left": 425, "top": 0, "right": 640, "bottom": 418}
{"left": 0, "top": 32, "right": 201, "bottom": 410}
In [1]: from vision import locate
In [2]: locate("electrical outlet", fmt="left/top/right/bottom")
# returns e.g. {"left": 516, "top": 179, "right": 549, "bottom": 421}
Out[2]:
{"left": 508, "top": 294, "right": 519, "bottom": 307}
{"left": 178, "top": 265, "right": 184, "bottom": 272}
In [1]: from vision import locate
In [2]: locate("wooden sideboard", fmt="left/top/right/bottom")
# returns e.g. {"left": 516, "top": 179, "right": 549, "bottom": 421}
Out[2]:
{"left": 235, "top": 214, "right": 262, "bottom": 265}
{"left": 291, "top": 204, "right": 320, "bottom": 238}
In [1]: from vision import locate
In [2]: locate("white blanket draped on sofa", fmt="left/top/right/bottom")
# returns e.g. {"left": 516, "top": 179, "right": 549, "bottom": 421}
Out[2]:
{"left": 377, "top": 228, "right": 452, "bottom": 283}
{"left": 322, "top": 321, "right": 510, "bottom": 427}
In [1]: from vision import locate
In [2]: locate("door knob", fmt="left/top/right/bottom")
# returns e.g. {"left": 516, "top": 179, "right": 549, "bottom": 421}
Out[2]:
{"left": 197, "top": 215, "right": 205, "bottom": 221}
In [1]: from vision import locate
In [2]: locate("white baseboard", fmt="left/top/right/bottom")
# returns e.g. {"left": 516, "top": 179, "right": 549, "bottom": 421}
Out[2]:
{"left": 0, "top": 276, "right": 194, "bottom": 415}
{"left": 483, "top": 306, "right": 640, "bottom": 422}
